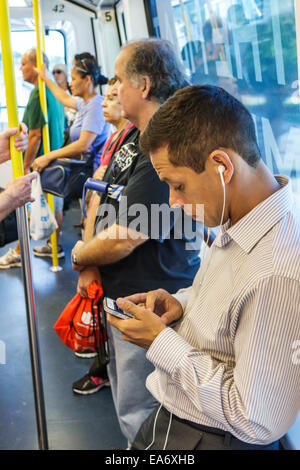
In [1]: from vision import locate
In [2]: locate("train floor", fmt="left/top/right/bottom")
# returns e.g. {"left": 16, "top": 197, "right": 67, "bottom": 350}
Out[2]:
{"left": 0, "top": 201, "right": 127, "bottom": 450}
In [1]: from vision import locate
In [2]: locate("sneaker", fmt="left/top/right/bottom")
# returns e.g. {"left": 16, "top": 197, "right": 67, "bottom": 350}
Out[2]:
{"left": 74, "top": 349, "right": 98, "bottom": 359}
{"left": 72, "top": 373, "right": 110, "bottom": 395}
{"left": 0, "top": 248, "right": 21, "bottom": 269}
{"left": 33, "top": 240, "right": 65, "bottom": 258}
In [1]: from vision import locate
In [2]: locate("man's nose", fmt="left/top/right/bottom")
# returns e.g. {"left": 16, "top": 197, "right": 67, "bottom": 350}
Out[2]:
{"left": 169, "top": 188, "right": 183, "bottom": 209}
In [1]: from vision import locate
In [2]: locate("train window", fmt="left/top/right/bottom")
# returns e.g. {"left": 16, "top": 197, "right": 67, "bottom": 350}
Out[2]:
{"left": 116, "top": 2, "right": 128, "bottom": 45}
{"left": 0, "top": 29, "right": 65, "bottom": 130}
{"left": 148, "top": 0, "right": 300, "bottom": 200}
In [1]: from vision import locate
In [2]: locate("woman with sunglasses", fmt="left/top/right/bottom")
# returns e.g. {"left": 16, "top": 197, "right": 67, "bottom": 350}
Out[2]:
{"left": 52, "top": 64, "right": 70, "bottom": 92}
{"left": 32, "top": 52, "right": 111, "bottom": 258}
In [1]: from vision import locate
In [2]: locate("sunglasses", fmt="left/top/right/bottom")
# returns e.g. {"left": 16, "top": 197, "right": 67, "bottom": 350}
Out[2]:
{"left": 53, "top": 69, "right": 63, "bottom": 74}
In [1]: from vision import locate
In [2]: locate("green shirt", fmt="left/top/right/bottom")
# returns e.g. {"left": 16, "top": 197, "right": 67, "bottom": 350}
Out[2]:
{"left": 22, "top": 85, "right": 65, "bottom": 157}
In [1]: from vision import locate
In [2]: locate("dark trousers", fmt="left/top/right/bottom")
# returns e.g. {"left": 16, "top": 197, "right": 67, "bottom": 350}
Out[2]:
{"left": 132, "top": 405, "right": 280, "bottom": 451}
{"left": 89, "top": 354, "right": 108, "bottom": 378}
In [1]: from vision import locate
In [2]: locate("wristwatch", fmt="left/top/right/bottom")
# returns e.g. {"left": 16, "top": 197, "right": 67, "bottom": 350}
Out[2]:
{"left": 72, "top": 251, "right": 78, "bottom": 266}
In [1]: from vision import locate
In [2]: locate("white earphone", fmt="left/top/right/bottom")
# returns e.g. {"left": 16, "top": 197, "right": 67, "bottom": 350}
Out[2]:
{"left": 217, "top": 165, "right": 226, "bottom": 228}
{"left": 218, "top": 165, "right": 226, "bottom": 187}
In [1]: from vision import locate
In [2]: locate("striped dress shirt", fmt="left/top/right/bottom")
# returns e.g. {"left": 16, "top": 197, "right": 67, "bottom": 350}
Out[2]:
{"left": 146, "top": 175, "right": 300, "bottom": 445}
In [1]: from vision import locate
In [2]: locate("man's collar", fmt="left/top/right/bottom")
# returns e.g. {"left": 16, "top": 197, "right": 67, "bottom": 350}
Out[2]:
{"left": 214, "top": 176, "right": 293, "bottom": 253}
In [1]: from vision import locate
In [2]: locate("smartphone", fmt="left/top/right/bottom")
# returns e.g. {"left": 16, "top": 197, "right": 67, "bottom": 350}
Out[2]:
{"left": 103, "top": 297, "right": 134, "bottom": 320}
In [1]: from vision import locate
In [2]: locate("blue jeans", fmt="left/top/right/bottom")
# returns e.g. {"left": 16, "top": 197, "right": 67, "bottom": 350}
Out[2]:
{"left": 107, "top": 323, "right": 158, "bottom": 445}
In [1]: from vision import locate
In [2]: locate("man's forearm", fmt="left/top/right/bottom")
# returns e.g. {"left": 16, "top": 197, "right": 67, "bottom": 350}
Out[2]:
{"left": 23, "top": 136, "right": 41, "bottom": 171}
{"left": 75, "top": 224, "right": 148, "bottom": 267}
{"left": 83, "top": 194, "right": 100, "bottom": 242}
{"left": 75, "top": 233, "right": 137, "bottom": 266}
{"left": 0, "top": 191, "right": 13, "bottom": 220}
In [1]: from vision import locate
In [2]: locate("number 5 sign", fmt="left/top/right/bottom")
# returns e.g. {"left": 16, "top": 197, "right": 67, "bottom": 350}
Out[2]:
{"left": 101, "top": 10, "right": 114, "bottom": 23}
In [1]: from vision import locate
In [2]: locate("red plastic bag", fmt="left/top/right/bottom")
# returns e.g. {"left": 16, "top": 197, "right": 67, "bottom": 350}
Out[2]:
{"left": 53, "top": 281, "right": 107, "bottom": 351}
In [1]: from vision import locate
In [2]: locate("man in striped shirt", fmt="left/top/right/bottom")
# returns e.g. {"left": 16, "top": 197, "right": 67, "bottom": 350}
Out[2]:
{"left": 107, "top": 85, "right": 300, "bottom": 450}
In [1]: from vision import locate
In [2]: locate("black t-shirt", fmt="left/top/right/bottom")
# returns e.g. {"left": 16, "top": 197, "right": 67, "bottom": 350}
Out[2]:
{"left": 94, "top": 126, "right": 201, "bottom": 299}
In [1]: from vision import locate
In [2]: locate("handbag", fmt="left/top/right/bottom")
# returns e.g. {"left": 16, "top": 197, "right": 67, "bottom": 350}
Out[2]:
{"left": 40, "top": 158, "right": 88, "bottom": 198}
{"left": 53, "top": 281, "right": 109, "bottom": 365}
{"left": 66, "top": 153, "right": 94, "bottom": 200}
{"left": 0, "top": 208, "right": 18, "bottom": 247}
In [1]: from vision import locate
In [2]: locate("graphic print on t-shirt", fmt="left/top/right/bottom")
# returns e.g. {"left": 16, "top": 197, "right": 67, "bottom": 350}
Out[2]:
{"left": 113, "top": 143, "right": 139, "bottom": 173}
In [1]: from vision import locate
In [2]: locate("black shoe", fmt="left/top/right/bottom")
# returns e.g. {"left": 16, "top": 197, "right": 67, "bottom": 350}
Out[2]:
{"left": 72, "top": 373, "right": 110, "bottom": 395}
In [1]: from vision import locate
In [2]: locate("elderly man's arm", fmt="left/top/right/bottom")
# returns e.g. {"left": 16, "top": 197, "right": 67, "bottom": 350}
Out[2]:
{"left": 72, "top": 224, "right": 148, "bottom": 269}
{"left": 73, "top": 224, "right": 148, "bottom": 297}
{"left": 0, "top": 173, "right": 37, "bottom": 221}
{"left": 23, "top": 128, "right": 42, "bottom": 174}
{"left": 0, "top": 124, "right": 28, "bottom": 164}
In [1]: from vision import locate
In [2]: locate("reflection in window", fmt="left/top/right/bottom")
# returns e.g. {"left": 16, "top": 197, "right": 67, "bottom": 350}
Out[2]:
{"left": 149, "top": 0, "right": 300, "bottom": 198}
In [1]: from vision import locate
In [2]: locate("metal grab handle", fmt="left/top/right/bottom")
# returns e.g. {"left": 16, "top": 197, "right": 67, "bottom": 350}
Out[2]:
{"left": 82, "top": 178, "right": 125, "bottom": 218}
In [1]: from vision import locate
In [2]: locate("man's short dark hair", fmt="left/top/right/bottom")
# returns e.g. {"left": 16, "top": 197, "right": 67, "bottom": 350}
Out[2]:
{"left": 123, "top": 38, "right": 189, "bottom": 104}
{"left": 140, "top": 85, "right": 261, "bottom": 172}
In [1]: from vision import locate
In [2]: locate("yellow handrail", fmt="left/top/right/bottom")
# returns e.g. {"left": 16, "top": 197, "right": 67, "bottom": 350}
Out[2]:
{"left": 0, "top": 0, "right": 23, "bottom": 178}
{"left": 33, "top": 0, "right": 60, "bottom": 270}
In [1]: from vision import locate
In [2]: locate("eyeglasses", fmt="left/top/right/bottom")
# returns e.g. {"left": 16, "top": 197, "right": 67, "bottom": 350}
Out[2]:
{"left": 53, "top": 69, "right": 63, "bottom": 74}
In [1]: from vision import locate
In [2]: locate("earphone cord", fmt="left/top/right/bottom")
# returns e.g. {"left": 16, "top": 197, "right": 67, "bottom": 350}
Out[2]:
{"left": 145, "top": 172, "right": 226, "bottom": 451}
{"left": 202, "top": 227, "right": 211, "bottom": 261}
{"left": 163, "top": 410, "right": 173, "bottom": 450}
{"left": 144, "top": 403, "right": 163, "bottom": 450}
{"left": 145, "top": 377, "right": 173, "bottom": 450}
{"left": 219, "top": 173, "right": 226, "bottom": 231}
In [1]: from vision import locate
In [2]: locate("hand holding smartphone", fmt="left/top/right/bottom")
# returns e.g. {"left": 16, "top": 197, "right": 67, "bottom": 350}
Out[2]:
{"left": 103, "top": 297, "right": 134, "bottom": 320}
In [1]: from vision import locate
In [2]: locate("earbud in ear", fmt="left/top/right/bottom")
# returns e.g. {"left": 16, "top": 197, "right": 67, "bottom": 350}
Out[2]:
{"left": 218, "top": 165, "right": 225, "bottom": 187}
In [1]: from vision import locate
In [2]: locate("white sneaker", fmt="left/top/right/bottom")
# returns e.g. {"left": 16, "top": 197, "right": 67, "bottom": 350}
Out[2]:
{"left": 33, "top": 241, "right": 65, "bottom": 259}
{"left": 0, "top": 248, "right": 21, "bottom": 269}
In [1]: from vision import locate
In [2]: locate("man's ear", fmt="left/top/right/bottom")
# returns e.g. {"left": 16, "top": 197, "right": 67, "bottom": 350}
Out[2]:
{"left": 208, "top": 149, "right": 234, "bottom": 184}
{"left": 141, "top": 75, "right": 151, "bottom": 99}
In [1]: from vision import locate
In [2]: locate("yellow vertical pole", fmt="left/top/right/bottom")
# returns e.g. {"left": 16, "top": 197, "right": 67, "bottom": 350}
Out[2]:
{"left": 33, "top": 0, "right": 61, "bottom": 272}
{"left": 0, "top": 0, "right": 49, "bottom": 450}
{"left": 0, "top": 3, "right": 23, "bottom": 177}
{"left": 179, "top": 0, "right": 193, "bottom": 42}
